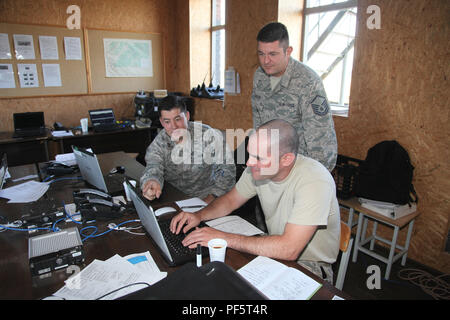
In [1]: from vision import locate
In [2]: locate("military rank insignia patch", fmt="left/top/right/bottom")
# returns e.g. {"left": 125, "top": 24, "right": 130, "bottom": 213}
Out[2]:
{"left": 311, "top": 95, "right": 329, "bottom": 116}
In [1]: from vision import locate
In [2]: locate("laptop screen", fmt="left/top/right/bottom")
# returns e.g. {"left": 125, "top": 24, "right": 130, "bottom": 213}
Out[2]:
{"left": 13, "top": 112, "right": 45, "bottom": 130}
{"left": 124, "top": 180, "right": 173, "bottom": 264}
{"left": 89, "top": 109, "right": 116, "bottom": 126}
{"left": 72, "top": 146, "right": 108, "bottom": 193}
{"left": 0, "top": 153, "right": 7, "bottom": 190}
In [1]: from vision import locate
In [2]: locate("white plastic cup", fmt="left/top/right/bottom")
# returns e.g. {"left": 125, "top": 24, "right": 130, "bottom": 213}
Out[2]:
{"left": 208, "top": 238, "right": 227, "bottom": 262}
{"left": 80, "top": 118, "right": 88, "bottom": 133}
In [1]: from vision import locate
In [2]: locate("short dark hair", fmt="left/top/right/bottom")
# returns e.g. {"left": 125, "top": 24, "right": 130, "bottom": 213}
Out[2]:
{"left": 256, "top": 22, "right": 289, "bottom": 49}
{"left": 158, "top": 95, "right": 187, "bottom": 117}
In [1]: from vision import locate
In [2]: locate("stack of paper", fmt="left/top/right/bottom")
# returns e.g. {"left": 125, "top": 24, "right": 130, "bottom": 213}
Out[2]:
{"left": 52, "top": 252, "right": 167, "bottom": 300}
{"left": 238, "top": 256, "right": 322, "bottom": 300}
{"left": 175, "top": 197, "right": 207, "bottom": 213}
{"left": 206, "top": 215, "right": 264, "bottom": 236}
{"left": 0, "top": 180, "right": 49, "bottom": 203}
{"left": 358, "top": 197, "right": 417, "bottom": 220}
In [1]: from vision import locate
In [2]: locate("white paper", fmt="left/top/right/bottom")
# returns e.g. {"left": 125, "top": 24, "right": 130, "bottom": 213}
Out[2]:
{"left": 53, "top": 253, "right": 166, "bottom": 300}
{"left": 39, "top": 35, "right": 59, "bottom": 60}
{"left": 42, "top": 63, "right": 62, "bottom": 87}
{"left": 123, "top": 251, "right": 163, "bottom": 275}
{"left": 0, "top": 180, "right": 49, "bottom": 203}
{"left": 175, "top": 197, "right": 207, "bottom": 212}
{"left": 52, "top": 130, "right": 74, "bottom": 137}
{"left": 64, "top": 37, "right": 82, "bottom": 60}
{"left": 224, "top": 67, "right": 236, "bottom": 93}
{"left": 17, "top": 63, "right": 39, "bottom": 88}
{"left": 0, "top": 33, "right": 12, "bottom": 59}
{"left": 13, "top": 34, "right": 35, "bottom": 59}
{"left": 0, "top": 64, "right": 15, "bottom": 88}
{"left": 206, "top": 215, "right": 264, "bottom": 236}
{"left": 238, "top": 256, "right": 322, "bottom": 300}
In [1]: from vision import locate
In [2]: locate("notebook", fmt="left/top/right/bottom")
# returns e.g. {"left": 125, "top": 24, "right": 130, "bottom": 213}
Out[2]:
{"left": 13, "top": 112, "right": 46, "bottom": 138}
{"left": 88, "top": 108, "right": 120, "bottom": 132}
{"left": 72, "top": 146, "right": 125, "bottom": 196}
{"left": 124, "top": 179, "right": 208, "bottom": 267}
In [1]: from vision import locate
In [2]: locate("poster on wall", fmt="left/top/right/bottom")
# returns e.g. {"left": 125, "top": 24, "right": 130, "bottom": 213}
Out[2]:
{"left": 0, "top": 34, "right": 12, "bottom": 59}
{"left": 17, "top": 64, "right": 39, "bottom": 88}
{"left": 39, "top": 36, "right": 59, "bottom": 60}
{"left": 0, "top": 64, "right": 15, "bottom": 88}
{"left": 103, "top": 38, "right": 153, "bottom": 77}
{"left": 13, "top": 34, "right": 36, "bottom": 60}
{"left": 42, "top": 63, "right": 62, "bottom": 87}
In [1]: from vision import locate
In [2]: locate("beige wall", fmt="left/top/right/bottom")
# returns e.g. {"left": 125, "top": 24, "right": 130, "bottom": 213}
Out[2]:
{"left": 0, "top": 0, "right": 181, "bottom": 130}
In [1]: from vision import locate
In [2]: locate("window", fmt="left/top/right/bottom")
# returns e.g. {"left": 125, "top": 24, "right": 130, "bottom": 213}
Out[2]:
{"left": 211, "top": 0, "right": 226, "bottom": 87}
{"left": 303, "top": 0, "right": 357, "bottom": 110}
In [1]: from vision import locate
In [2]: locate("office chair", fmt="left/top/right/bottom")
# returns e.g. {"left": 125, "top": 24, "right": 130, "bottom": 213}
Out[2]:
{"left": 335, "top": 221, "right": 354, "bottom": 291}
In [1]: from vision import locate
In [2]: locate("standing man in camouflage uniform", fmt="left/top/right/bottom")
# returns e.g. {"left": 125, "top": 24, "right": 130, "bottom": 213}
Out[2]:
{"left": 252, "top": 22, "right": 337, "bottom": 171}
{"left": 141, "top": 95, "right": 236, "bottom": 204}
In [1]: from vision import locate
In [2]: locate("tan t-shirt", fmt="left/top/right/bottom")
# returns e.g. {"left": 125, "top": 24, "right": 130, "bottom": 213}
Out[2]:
{"left": 235, "top": 155, "right": 340, "bottom": 264}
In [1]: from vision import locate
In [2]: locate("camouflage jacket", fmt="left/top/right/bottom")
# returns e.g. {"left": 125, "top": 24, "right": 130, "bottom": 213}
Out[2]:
{"left": 140, "top": 121, "right": 236, "bottom": 199}
{"left": 252, "top": 57, "right": 337, "bottom": 171}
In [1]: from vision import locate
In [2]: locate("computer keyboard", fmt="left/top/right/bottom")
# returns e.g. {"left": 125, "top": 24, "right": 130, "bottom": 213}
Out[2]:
{"left": 158, "top": 219, "right": 193, "bottom": 255}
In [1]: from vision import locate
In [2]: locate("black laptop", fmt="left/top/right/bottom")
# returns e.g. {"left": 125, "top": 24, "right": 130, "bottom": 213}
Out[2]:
{"left": 88, "top": 108, "right": 120, "bottom": 132}
{"left": 13, "top": 112, "right": 46, "bottom": 138}
{"left": 124, "top": 179, "right": 209, "bottom": 267}
{"left": 121, "top": 261, "right": 267, "bottom": 300}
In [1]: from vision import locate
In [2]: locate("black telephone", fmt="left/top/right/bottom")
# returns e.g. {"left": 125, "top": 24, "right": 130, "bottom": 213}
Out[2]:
{"left": 53, "top": 122, "right": 67, "bottom": 131}
{"left": 45, "top": 162, "right": 78, "bottom": 176}
{"left": 73, "top": 188, "right": 130, "bottom": 222}
{"left": 74, "top": 188, "right": 112, "bottom": 202}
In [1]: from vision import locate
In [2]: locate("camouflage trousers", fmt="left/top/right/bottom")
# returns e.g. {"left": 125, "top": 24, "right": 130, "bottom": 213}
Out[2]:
{"left": 298, "top": 260, "right": 333, "bottom": 285}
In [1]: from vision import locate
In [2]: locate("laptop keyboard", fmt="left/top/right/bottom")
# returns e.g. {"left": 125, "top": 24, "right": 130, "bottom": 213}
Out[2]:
{"left": 158, "top": 219, "right": 193, "bottom": 255}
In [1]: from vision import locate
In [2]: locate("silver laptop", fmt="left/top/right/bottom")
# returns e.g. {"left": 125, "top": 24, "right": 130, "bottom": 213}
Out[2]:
{"left": 72, "top": 146, "right": 124, "bottom": 196}
{"left": 124, "top": 179, "right": 207, "bottom": 267}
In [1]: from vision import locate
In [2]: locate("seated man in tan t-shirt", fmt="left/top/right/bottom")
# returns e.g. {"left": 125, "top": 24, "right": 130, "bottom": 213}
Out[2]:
{"left": 169, "top": 119, "right": 340, "bottom": 283}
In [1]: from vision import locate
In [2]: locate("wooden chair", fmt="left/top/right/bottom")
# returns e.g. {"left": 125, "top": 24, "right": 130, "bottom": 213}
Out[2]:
{"left": 335, "top": 221, "right": 354, "bottom": 290}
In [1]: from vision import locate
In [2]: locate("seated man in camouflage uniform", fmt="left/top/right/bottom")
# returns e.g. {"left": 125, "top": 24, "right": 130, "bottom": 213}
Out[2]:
{"left": 140, "top": 95, "right": 236, "bottom": 204}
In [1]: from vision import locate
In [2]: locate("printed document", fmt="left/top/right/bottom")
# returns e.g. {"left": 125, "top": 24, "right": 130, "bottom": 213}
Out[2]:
{"left": 53, "top": 252, "right": 166, "bottom": 300}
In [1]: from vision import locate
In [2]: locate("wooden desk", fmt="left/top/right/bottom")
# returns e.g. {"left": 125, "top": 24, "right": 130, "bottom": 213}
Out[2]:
{"left": 339, "top": 197, "right": 420, "bottom": 279}
{"left": 0, "top": 131, "right": 50, "bottom": 166}
{"left": 52, "top": 127, "right": 156, "bottom": 155}
{"left": 0, "top": 153, "right": 347, "bottom": 300}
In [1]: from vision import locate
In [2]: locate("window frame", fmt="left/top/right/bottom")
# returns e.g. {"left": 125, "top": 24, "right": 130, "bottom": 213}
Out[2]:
{"left": 301, "top": 0, "right": 358, "bottom": 116}
{"left": 211, "top": 0, "right": 226, "bottom": 87}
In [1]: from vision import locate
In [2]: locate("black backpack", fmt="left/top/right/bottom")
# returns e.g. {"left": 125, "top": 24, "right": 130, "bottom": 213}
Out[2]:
{"left": 355, "top": 140, "right": 418, "bottom": 205}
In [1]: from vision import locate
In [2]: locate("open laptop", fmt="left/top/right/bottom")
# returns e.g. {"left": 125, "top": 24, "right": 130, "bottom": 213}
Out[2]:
{"left": 72, "top": 146, "right": 125, "bottom": 196}
{"left": 124, "top": 179, "right": 208, "bottom": 267}
{"left": 0, "top": 153, "right": 8, "bottom": 190}
{"left": 13, "top": 112, "right": 46, "bottom": 138}
{"left": 88, "top": 108, "right": 120, "bottom": 132}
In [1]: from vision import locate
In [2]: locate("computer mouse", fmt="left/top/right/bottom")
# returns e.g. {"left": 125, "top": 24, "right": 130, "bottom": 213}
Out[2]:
{"left": 109, "top": 166, "right": 125, "bottom": 174}
{"left": 154, "top": 206, "right": 177, "bottom": 216}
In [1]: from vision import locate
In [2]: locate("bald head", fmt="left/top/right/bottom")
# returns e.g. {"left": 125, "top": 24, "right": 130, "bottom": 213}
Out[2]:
{"left": 255, "top": 119, "right": 298, "bottom": 157}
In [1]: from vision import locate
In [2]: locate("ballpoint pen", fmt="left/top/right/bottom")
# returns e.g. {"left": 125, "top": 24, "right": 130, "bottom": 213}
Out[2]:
{"left": 196, "top": 243, "right": 202, "bottom": 267}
